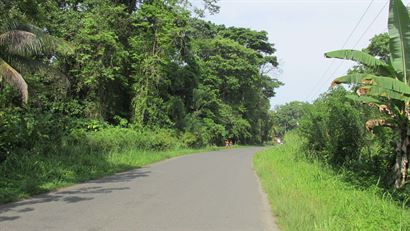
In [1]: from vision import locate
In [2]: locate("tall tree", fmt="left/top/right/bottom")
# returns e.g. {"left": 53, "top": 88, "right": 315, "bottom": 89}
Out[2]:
{"left": 129, "top": 0, "right": 192, "bottom": 126}
{"left": 190, "top": 20, "right": 281, "bottom": 144}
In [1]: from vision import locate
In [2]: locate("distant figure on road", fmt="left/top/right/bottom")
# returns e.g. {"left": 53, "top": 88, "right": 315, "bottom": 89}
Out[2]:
{"left": 225, "top": 139, "right": 233, "bottom": 148}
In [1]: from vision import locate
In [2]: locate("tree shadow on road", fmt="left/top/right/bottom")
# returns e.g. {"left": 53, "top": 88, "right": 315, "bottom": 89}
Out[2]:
{"left": 0, "top": 168, "right": 150, "bottom": 222}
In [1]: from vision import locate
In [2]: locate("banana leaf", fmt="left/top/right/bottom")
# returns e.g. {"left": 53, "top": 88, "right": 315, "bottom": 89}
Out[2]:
{"left": 325, "top": 50, "right": 393, "bottom": 74}
{"left": 388, "top": 0, "right": 410, "bottom": 83}
{"left": 346, "top": 94, "right": 381, "bottom": 104}
{"left": 364, "top": 75, "right": 410, "bottom": 94}
{"left": 358, "top": 85, "right": 410, "bottom": 102}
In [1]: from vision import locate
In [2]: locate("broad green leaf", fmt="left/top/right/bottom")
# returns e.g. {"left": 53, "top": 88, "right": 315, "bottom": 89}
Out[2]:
{"left": 346, "top": 94, "right": 381, "bottom": 104}
{"left": 365, "top": 75, "right": 410, "bottom": 95}
{"left": 358, "top": 85, "right": 410, "bottom": 102}
{"left": 325, "top": 49, "right": 392, "bottom": 73}
{"left": 331, "top": 73, "right": 368, "bottom": 86}
{"left": 332, "top": 73, "right": 410, "bottom": 96}
{"left": 388, "top": 0, "right": 410, "bottom": 83}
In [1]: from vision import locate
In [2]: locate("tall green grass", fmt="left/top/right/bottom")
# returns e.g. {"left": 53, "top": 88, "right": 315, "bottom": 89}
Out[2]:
{"left": 254, "top": 132, "right": 410, "bottom": 231}
{"left": 0, "top": 127, "right": 220, "bottom": 204}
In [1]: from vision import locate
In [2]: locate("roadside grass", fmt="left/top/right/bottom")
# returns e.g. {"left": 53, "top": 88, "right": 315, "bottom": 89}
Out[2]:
{"left": 0, "top": 145, "right": 220, "bottom": 204}
{"left": 254, "top": 132, "right": 410, "bottom": 231}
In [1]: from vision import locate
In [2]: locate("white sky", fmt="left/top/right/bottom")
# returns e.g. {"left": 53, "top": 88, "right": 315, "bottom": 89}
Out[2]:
{"left": 201, "top": 0, "right": 410, "bottom": 107}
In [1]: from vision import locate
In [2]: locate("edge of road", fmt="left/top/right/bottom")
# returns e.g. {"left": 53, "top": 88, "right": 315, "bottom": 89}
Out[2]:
{"left": 253, "top": 153, "right": 280, "bottom": 231}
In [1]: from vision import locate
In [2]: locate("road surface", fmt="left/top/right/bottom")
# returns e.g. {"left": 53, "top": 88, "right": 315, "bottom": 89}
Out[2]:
{"left": 0, "top": 147, "right": 278, "bottom": 231}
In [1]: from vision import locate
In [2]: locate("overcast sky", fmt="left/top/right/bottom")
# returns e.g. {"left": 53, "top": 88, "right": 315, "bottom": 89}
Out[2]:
{"left": 200, "top": 0, "right": 410, "bottom": 107}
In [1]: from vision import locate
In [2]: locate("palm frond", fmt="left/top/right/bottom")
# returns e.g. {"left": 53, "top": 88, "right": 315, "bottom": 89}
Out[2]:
{"left": 0, "top": 58, "right": 28, "bottom": 104}
{"left": 3, "top": 54, "right": 70, "bottom": 88}
{"left": 0, "top": 22, "right": 74, "bottom": 57}
{"left": 0, "top": 30, "right": 43, "bottom": 56}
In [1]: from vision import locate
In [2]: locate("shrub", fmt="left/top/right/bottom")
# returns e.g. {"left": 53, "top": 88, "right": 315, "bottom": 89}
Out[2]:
{"left": 181, "top": 132, "right": 201, "bottom": 148}
{"left": 0, "top": 107, "right": 69, "bottom": 161}
{"left": 298, "top": 88, "right": 397, "bottom": 188}
{"left": 71, "top": 127, "right": 181, "bottom": 153}
{"left": 298, "top": 88, "right": 366, "bottom": 165}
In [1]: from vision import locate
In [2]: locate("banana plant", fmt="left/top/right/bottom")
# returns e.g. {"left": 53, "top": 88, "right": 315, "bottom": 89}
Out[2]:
{"left": 0, "top": 21, "right": 72, "bottom": 105}
{"left": 325, "top": 0, "right": 410, "bottom": 188}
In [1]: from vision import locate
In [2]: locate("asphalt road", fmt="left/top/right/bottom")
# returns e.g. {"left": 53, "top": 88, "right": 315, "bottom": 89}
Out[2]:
{"left": 0, "top": 147, "right": 278, "bottom": 231}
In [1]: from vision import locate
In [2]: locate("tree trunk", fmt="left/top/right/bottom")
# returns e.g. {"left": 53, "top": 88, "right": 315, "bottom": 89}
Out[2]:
{"left": 394, "top": 121, "right": 409, "bottom": 188}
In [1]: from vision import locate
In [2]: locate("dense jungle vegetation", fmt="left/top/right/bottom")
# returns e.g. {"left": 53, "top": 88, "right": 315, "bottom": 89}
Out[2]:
{"left": 0, "top": 0, "right": 282, "bottom": 161}
{"left": 0, "top": 0, "right": 281, "bottom": 202}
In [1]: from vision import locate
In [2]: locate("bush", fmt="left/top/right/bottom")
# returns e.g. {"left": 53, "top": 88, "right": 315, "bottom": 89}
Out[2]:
{"left": 0, "top": 107, "right": 70, "bottom": 161}
{"left": 298, "top": 88, "right": 366, "bottom": 165}
{"left": 298, "top": 88, "right": 397, "bottom": 188}
{"left": 181, "top": 132, "right": 201, "bottom": 148}
{"left": 184, "top": 116, "right": 226, "bottom": 146}
{"left": 71, "top": 127, "right": 181, "bottom": 152}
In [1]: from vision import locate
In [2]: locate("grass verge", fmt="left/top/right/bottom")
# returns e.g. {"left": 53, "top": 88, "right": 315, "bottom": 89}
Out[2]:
{"left": 0, "top": 145, "right": 220, "bottom": 204}
{"left": 254, "top": 132, "right": 410, "bottom": 231}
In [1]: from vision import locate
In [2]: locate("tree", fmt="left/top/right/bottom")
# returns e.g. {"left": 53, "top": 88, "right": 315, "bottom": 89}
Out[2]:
{"left": 364, "top": 33, "right": 390, "bottom": 62}
{"left": 190, "top": 21, "right": 281, "bottom": 144}
{"left": 271, "top": 101, "right": 309, "bottom": 138}
{"left": 325, "top": 0, "right": 410, "bottom": 188}
{"left": 129, "top": 0, "right": 192, "bottom": 126}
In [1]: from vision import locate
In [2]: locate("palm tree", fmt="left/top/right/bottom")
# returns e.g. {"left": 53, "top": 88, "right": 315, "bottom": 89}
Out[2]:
{"left": 325, "top": 0, "right": 410, "bottom": 188}
{"left": 0, "top": 21, "right": 71, "bottom": 105}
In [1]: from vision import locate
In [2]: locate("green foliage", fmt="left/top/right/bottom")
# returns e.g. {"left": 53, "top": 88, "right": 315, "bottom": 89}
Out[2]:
{"left": 79, "top": 127, "right": 180, "bottom": 152}
{"left": 0, "top": 22, "right": 70, "bottom": 104}
{"left": 0, "top": 107, "right": 71, "bottom": 161}
{"left": 188, "top": 20, "right": 281, "bottom": 144}
{"left": 254, "top": 132, "right": 410, "bottom": 231}
{"left": 270, "top": 101, "right": 309, "bottom": 138}
{"left": 327, "top": 0, "right": 410, "bottom": 101}
{"left": 0, "top": 0, "right": 280, "bottom": 162}
{"left": 325, "top": 49, "right": 391, "bottom": 73}
{"left": 181, "top": 132, "right": 201, "bottom": 148}
{"left": 298, "top": 88, "right": 400, "bottom": 190}
{"left": 299, "top": 88, "right": 368, "bottom": 165}
{"left": 388, "top": 0, "right": 410, "bottom": 81}
{"left": 129, "top": 0, "right": 192, "bottom": 126}
{"left": 364, "top": 33, "right": 390, "bottom": 62}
